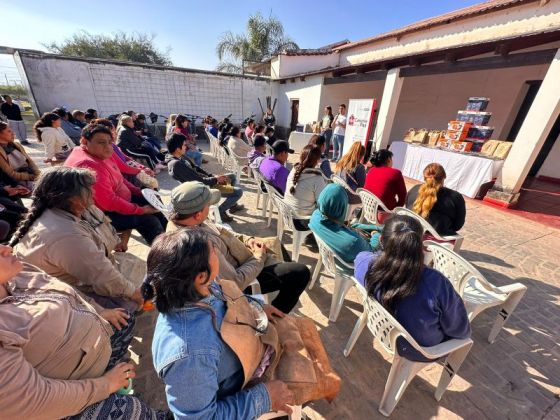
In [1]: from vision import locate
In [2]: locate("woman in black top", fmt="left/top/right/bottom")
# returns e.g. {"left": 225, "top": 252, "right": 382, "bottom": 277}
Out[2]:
{"left": 406, "top": 163, "right": 465, "bottom": 236}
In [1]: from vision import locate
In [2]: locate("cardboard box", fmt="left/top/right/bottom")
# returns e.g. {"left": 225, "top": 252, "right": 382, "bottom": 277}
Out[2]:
{"left": 449, "top": 141, "right": 473, "bottom": 152}
{"left": 457, "top": 111, "right": 492, "bottom": 125}
{"left": 445, "top": 129, "right": 468, "bottom": 142}
{"left": 448, "top": 120, "right": 472, "bottom": 132}
{"left": 466, "top": 97, "right": 490, "bottom": 112}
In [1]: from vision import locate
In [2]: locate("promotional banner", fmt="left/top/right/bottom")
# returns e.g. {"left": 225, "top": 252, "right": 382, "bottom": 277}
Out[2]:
{"left": 342, "top": 98, "right": 377, "bottom": 155}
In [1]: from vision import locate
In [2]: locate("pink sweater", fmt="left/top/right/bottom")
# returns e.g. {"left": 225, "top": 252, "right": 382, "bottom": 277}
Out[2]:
{"left": 65, "top": 147, "right": 144, "bottom": 215}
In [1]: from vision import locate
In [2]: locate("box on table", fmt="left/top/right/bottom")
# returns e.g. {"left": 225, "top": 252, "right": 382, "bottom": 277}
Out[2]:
{"left": 467, "top": 125, "right": 494, "bottom": 140}
{"left": 449, "top": 141, "right": 473, "bottom": 152}
{"left": 466, "top": 97, "right": 490, "bottom": 112}
{"left": 448, "top": 120, "right": 472, "bottom": 133}
{"left": 427, "top": 130, "right": 444, "bottom": 146}
{"left": 445, "top": 129, "right": 468, "bottom": 142}
{"left": 457, "top": 110, "right": 492, "bottom": 125}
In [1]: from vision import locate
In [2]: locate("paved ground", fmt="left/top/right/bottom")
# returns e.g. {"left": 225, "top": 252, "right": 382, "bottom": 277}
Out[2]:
{"left": 26, "top": 140, "right": 560, "bottom": 419}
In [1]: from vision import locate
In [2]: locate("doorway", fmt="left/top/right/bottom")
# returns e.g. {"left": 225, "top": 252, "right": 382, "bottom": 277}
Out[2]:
{"left": 507, "top": 80, "right": 542, "bottom": 140}
{"left": 290, "top": 99, "right": 299, "bottom": 133}
{"left": 529, "top": 112, "right": 560, "bottom": 176}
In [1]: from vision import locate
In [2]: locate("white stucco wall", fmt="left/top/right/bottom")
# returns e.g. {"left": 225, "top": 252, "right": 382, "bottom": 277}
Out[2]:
{"left": 319, "top": 80, "right": 385, "bottom": 119}
{"left": 537, "top": 133, "right": 560, "bottom": 179}
{"left": 276, "top": 76, "right": 324, "bottom": 127}
{"left": 339, "top": 1, "right": 560, "bottom": 67}
{"left": 388, "top": 62, "right": 550, "bottom": 142}
{"left": 275, "top": 54, "right": 339, "bottom": 78}
{"left": 18, "top": 54, "right": 274, "bottom": 122}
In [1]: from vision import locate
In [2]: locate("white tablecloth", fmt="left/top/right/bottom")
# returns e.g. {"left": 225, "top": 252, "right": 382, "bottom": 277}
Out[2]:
{"left": 288, "top": 132, "right": 315, "bottom": 152}
{"left": 391, "top": 141, "right": 504, "bottom": 198}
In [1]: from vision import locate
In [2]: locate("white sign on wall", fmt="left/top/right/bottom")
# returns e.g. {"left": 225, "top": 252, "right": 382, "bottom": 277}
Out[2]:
{"left": 342, "top": 98, "right": 377, "bottom": 155}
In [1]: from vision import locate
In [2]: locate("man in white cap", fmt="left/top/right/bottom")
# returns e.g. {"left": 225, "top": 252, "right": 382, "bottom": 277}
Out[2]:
{"left": 168, "top": 181, "right": 309, "bottom": 313}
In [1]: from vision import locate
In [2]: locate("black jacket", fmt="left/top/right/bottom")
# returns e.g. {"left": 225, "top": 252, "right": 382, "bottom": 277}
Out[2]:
{"left": 165, "top": 155, "right": 217, "bottom": 186}
{"left": 406, "top": 185, "right": 466, "bottom": 236}
{"left": 117, "top": 127, "right": 144, "bottom": 153}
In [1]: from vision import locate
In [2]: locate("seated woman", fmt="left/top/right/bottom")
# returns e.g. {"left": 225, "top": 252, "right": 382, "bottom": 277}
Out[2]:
{"left": 0, "top": 245, "right": 167, "bottom": 420}
{"left": 135, "top": 113, "right": 162, "bottom": 151}
{"left": 0, "top": 180, "right": 27, "bottom": 240}
{"left": 247, "top": 135, "right": 267, "bottom": 170}
{"left": 364, "top": 149, "right": 407, "bottom": 212}
{"left": 309, "top": 183, "right": 381, "bottom": 264}
{"left": 11, "top": 167, "right": 144, "bottom": 312}
{"left": 284, "top": 144, "right": 328, "bottom": 231}
{"left": 406, "top": 163, "right": 466, "bottom": 236}
{"left": 146, "top": 230, "right": 339, "bottom": 419}
{"left": 173, "top": 114, "right": 204, "bottom": 166}
{"left": 0, "top": 120, "right": 38, "bottom": 194}
{"left": 354, "top": 214, "right": 471, "bottom": 362}
{"left": 244, "top": 119, "right": 256, "bottom": 140}
{"left": 308, "top": 134, "right": 333, "bottom": 178}
{"left": 334, "top": 141, "right": 366, "bottom": 205}
{"left": 227, "top": 126, "right": 251, "bottom": 164}
{"left": 117, "top": 115, "right": 165, "bottom": 171}
{"left": 34, "top": 112, "right": 75, "bottom": 162}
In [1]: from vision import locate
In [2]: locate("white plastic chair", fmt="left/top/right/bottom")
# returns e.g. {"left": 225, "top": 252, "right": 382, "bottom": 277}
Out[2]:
{"left": 331, "top": 174, "right": 362, "bottom": 221}
{"left": 308, "top": 233, "right": 358, "bottom": 322}
{"left": 141, "top": 189, "right": 221, "bottom": 223}
{"left": 268, "top": 190, "right": 312, "bottom": 262}
{"left": 393, "top": 207, "right": 464, "bottom": 252}
{"left": 227, "top": 147, "right": 250, "bottom": 184}
{"left": 343, "top": 293, "right": 473, "bottom": 416}
{"left": 356, "top": 188, "right": 393, "bottom": 225}
{"left": 252, "top": 170, "right": 273, "bottom": 220}
{"left": 426, "top": 241, "right": 527, "bottom": 343}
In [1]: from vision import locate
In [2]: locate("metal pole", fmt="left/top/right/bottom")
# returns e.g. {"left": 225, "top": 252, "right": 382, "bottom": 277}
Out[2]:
{"left": 241, "top": 59, "right": 244, "bottom": 124}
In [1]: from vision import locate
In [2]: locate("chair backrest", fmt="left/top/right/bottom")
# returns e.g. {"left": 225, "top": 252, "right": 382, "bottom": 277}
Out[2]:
{"left": 363, "top": 293, "right": 422, "bottom": 356}
{"left": 252, "top": 170, "right": 268, "bottom": 194}
{"left": 393, "top": 207, "right": 446, "bottom": 240}
{"left": 266, "top": 143, "right": 274, "bottom": 156}
{"left": 141, "top": 189, "right": 172, "bottom": 219}
{"left": 356, "top": 188, "right": 392, "bottom": 224}
{"left": 268, "top": 190, "right": 303, "bottom": 232}
{"left": 425, "top": 240, "right": 487, "bottom": 296}
{"left": 313, "top": 232, "right": 354, "bottom": 276}
{"left": 331, "top": 173, "right": 352, "bottom": 191}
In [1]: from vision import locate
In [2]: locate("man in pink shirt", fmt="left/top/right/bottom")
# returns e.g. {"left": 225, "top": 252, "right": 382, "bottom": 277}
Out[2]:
{"left": 65, "top": 124, "right": 166, "bottom": 244}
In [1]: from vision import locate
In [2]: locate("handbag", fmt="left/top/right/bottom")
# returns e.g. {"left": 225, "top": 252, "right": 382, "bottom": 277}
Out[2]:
{"left": 215, "top": 183, "right": 235, "bottom": 194}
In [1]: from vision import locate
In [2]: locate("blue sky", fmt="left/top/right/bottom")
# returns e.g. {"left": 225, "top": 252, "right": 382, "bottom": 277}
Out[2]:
{"left": 1, "top": 0, "right": 483, "bottom": 80}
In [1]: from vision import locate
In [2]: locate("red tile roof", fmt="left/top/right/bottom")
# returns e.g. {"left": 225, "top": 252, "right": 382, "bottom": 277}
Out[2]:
{"left": 335, "top": 0, "right": 539, "bottom": 51}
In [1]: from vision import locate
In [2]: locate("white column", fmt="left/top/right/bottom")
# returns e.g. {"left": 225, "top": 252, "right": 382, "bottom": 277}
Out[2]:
{"left": 498, "top": 48, "right": 560, "bottom": 195}
{"left": 373, "top": 68, "right": 404, "bottom": 151}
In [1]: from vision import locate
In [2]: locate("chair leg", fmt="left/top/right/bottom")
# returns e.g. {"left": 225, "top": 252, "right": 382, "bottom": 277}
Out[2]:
{"left": 266, "top": 198, "right": 274, "bottom": 227}
{"left": 292, "top": 230, "right": 302, "bottom": 262}
{"left": 379, "top": 354, "right": 426, "bottom": 417}
{"left": 328, "top": 276, "right": 354, "bottom": 322}
{"left": 277, "top": 218, "right": 284, "bottom": 241}
{"left": 309, "top": 258, "right": 322, "bottom": 290}
{"left": 434, "top": 341, "right": 473, "bottom": 401}
{"left": 487, "top": 287, "right": 527, "bottom": 343}
{"left": 256, "top": 188, "right": 261, "bottom": 209}
{"left": 343, "top": 309, "right": 368, "bottom": 357}
{"left": 261, "top": 195, "right": 269, "bottom": 217}
{"left": 453, "top": 236, "right": 464, "bottom": 252}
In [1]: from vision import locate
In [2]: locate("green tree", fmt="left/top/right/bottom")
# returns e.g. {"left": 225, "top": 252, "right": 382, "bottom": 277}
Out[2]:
{"left": 43, "top": 31, "right": 172, "bottom": 66}
{"left": 216, "top": 12, "right": 298, "bottom": 73}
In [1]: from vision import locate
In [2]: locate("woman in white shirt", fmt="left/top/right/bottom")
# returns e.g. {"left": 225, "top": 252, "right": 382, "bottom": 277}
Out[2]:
{"left": 284, "top": 144, "right": 328, "bottom": 230}
{"left": 34, "top": 112, "right": 75, "bottom": 161}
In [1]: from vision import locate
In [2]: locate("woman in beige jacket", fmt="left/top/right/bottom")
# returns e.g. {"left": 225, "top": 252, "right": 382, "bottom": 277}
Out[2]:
{"left": 0, "top": 245, "right": 166, "bottom": 419}
{"left": 10, "top": 166, "right": 144, "bottom": 312}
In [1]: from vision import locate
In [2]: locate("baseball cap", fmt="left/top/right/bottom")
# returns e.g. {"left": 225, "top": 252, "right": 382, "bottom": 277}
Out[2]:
{"left": 272, "top": 140, "right": 294, "bottom": 154}
{"left": 171, "top": 181, "right": 221, "bottom": 215}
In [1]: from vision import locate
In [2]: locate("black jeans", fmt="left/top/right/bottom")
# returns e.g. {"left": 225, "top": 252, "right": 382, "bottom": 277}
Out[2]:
{"left": 0, "top": 196, "right": 26, "bottom": 238}
{"left": 257, "top": 262, "right": 310, "bottom": 313}
{"left": 105, "top": 196, "right": 167, "bottom": 245}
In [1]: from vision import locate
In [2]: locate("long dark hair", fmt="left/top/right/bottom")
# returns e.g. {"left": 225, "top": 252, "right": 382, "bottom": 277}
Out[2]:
{"left": 289, "top": 144, "right": 322, "bottom": 194}
{"left": 174, "top": 114, "right": 189, "bottom": 128}
{"left": 325, "top": 106, "right": 333, "bottom": 119}
{"left": 365, "top": 214, "right": 424, "bottom": 311}
{"left": 369, "top": 149, "right": 393, "bottom": 167}
{"left": 9, "top": 167, "right": 95, "bottom": 247}
{"left": 142, "top": 230, "right": 212, "bottom": 313}
{"left": 33, "top": 112, "right": 61, "bottom": 142}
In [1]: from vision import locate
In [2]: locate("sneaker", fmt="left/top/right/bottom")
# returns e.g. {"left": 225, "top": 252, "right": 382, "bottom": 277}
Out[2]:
{"left": 219, "top": 211, "right": 234, "bottom": 222}
{"left": 20, "top": 140, "right": 31, "bottom": 145}
{"left": 202, "top": 159, "right": 209, "bottom": 164}
{"left": 228, "top": 204, "right": 245, "bottom": 213}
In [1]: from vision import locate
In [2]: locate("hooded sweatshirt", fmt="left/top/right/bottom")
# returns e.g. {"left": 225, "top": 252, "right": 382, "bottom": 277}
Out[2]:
{"left": 38, "top": 126, "right": 75, "bottom": 160}
{"left": 309, "top": 184, "right": 375, "bottom": 263}
{"left": 284, "top": 167, "right": 328, "bottom": 217}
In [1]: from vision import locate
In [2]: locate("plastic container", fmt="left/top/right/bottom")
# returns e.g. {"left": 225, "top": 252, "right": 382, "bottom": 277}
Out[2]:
{"left": 457, "top": 111, "right": 492, "bottom": 125}
{"left": 466, "top": 97, "right": 490, "bottom": 111}
{"left": 467, "top": 126, "right": 494, "bottom": 140}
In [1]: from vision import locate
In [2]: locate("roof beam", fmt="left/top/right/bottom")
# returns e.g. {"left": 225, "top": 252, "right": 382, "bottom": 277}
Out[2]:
{"left": 324, "top": 71, "right": 388, "bottom": 85}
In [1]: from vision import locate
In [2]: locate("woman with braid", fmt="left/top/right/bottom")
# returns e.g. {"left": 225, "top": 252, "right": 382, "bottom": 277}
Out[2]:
{"left": 406, "top": 163, "right": 466, "bottom": 236}
{"left": 10, "top": 166, "right": 144, "bottom": 312}
{"left": 284, "top": 144, "right": 328, "bottom": 231}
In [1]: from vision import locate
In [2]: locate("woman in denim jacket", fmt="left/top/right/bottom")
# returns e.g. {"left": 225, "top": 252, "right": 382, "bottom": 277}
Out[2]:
{"left": 145, "top": 230, "right": 294, "bottom": 420}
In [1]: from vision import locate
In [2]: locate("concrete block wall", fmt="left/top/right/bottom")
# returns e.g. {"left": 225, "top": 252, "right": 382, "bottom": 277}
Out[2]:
{"left": 18, "top": 54, "right": 274, "bottom": 123}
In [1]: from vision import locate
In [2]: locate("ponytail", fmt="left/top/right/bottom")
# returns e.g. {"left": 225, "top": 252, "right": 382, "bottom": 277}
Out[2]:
{"left": 370, "top": 149, "right": 393, "bottom": 167}
{"left": 33, "top": 112, "right": 61, "bottom": 143}
{"left": 289, "top": 144, "right": 321, "bottom": 195}
{"left": 412, "top": 163, "right": 446, "bottom": 218}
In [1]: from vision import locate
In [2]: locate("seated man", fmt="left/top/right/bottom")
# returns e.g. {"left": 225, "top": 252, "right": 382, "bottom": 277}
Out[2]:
{"left": 65, "top": 123, "right": 167, "bottom": 244}
{"left": 265, "top": 126, "right": 276, "bottom": 147}
{"left": 247, "top": 135, "right": 267, "bottom": 170}
{"left": 259, "top": 140, "right": 293, "bottom": 195}
{"left": 168, "top": 181, "right": 310, "bottom": 313}
{"left": 166, "top": 133, "right": 243, "bottom": 222}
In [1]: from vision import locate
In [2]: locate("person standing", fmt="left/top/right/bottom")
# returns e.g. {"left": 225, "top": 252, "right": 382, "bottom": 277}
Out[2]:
{"left": 1, "top": 95, "right": 29, "bottom": 145}
{"left": 330, "top": 104, "right": 347, "bottom": 162}
{"left": 320, "top": 106, "right": 334, "bottom": 159}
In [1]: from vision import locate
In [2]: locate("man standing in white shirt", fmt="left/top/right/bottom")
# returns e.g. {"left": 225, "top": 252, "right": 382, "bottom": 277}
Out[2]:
{"left": 330, "top": 104, "right": 346, "bottom": 162}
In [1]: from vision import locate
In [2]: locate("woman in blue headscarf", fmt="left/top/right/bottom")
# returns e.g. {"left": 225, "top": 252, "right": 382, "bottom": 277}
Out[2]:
{"left": 309, "top": 183, "right": 381, "bottom": 264}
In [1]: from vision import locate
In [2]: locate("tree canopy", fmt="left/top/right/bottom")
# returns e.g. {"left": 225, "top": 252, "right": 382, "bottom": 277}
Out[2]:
{"left": 216, "top": 13, "right": 298, "bottom": 73}
{"left": 43, "top": 31, "right": 172, "bottom": 66}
